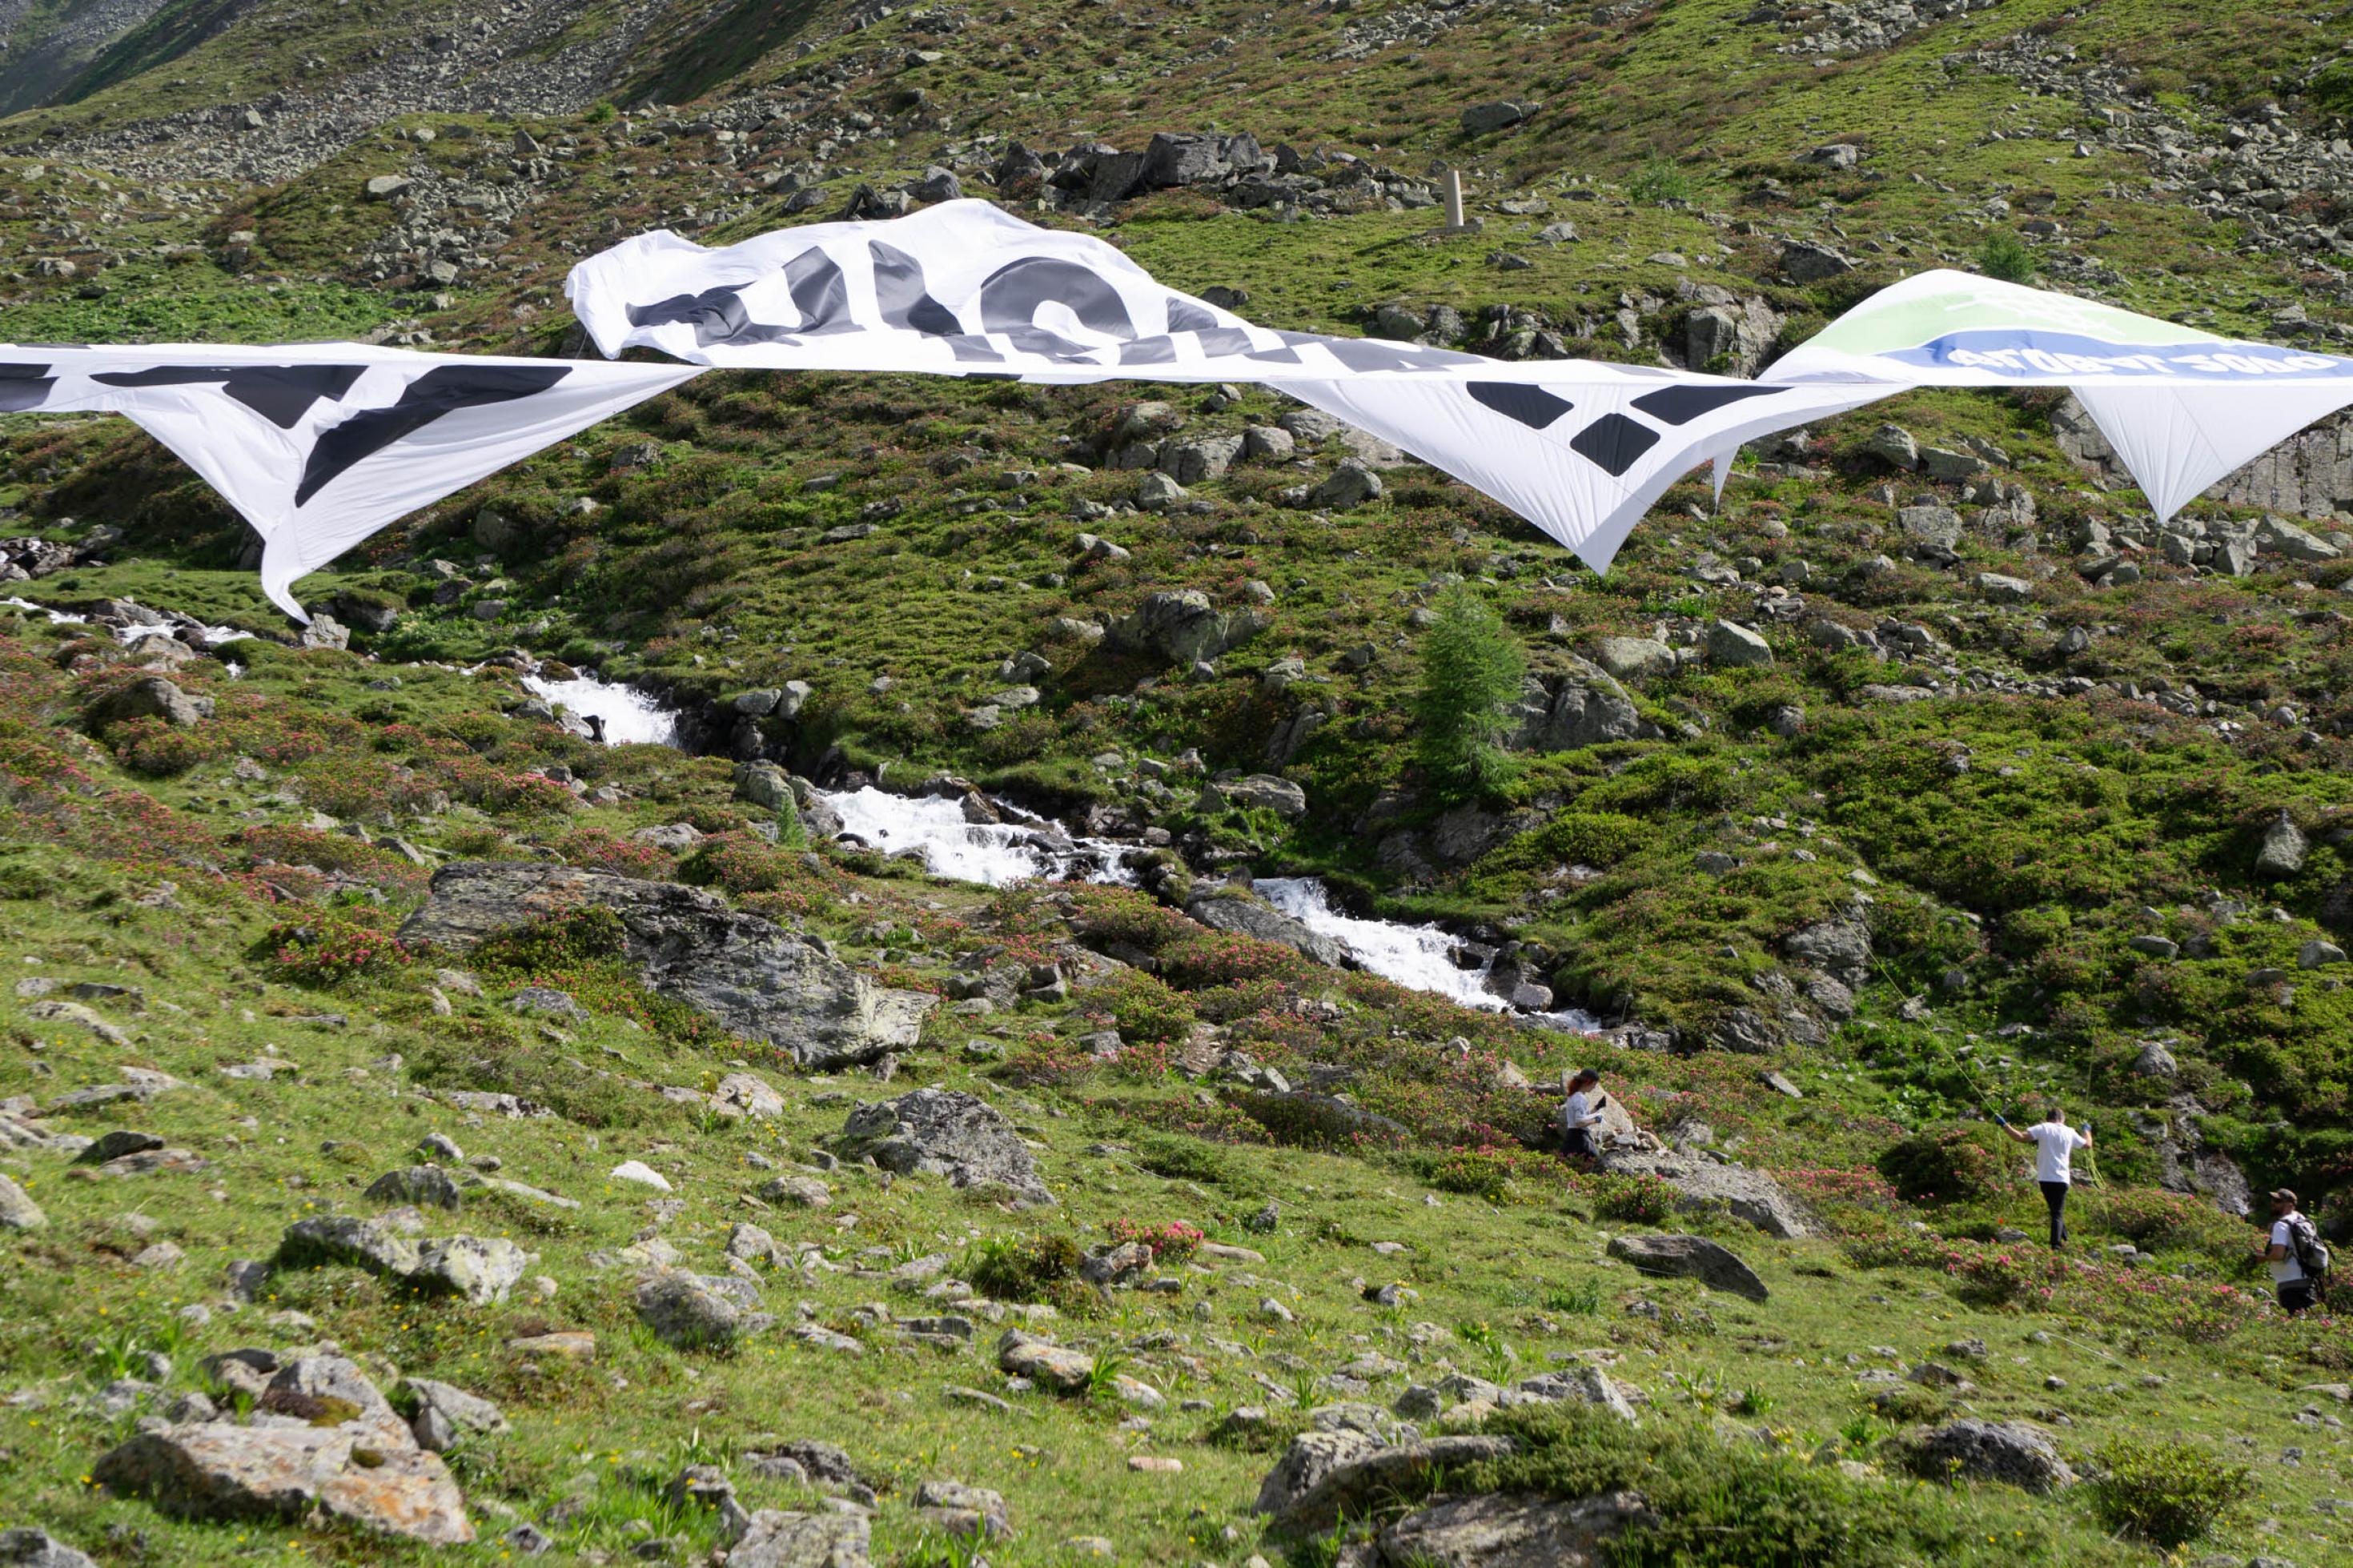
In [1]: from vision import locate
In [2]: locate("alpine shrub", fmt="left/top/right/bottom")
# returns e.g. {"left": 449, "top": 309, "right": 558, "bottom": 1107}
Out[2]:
{"left": 2086, "top": 1437, "right": 2249, "bottom": 1548}
{"left": 1877, "top": 1125, "right": 2007, "bottom": 1205}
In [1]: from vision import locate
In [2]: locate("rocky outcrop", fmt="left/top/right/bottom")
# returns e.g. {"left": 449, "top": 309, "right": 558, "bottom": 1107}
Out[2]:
{"left": 1185, "top": 891, "right": 1350, "bottom": 967}
{"left": 1595, "top": 1149, "right": 1815, "bottom": 1238}
{"left": 837, "top": 1089, "right": 1054, "bottom": 1205}
{"left": 1256, "top": 1432, "right": 1516, "bottom": 1533}
{"left": 1107, "top": 589, "right": 1270, "bottom": 667}
{"left": 1511, "top": 660, "right": 1657, "bottom": 752}
{"left": 729, "top": 1508, "right": 872, "bottom": 1568}
{"left": 94, "top": 1357, "right": 472, "bottom": 1544}
{"left": 398, "top": 863, "right": 935, "bottom": 1069}
{"left": 1604, "top": 1233, "right": 1769, "bottom": 1301}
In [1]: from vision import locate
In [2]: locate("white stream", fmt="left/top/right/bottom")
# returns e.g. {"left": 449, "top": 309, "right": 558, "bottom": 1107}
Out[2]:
{"left": 521, "top": 672, "right": 681, "bottom": 748}
{"left": 1258, "top": 877, "right": 1601, "bottom": 1033}
{"left": 5, "top": 596, "right": 249, "bottom": 644}
{"left": 541, "top": 668, "right": 1598, "bottom": 1028}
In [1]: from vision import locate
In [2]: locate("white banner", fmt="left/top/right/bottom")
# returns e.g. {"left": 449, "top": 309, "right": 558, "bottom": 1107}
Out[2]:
{"left": 1765, "top": 270, "right": 2353, "bottom": 523}
{"left": 0, "top": 343, "right": 697, "bottom": 620}
{"left": 566, "top": 199, "right": 1890, "bottom": 572}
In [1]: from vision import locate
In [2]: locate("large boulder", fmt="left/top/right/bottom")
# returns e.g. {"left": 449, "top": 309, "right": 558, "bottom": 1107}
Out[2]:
{"left": 837, "top": 1089, "right": 1054, "bottom": 1205}
{"left": 1376, "top": 1490, "right": 1655, "bottom": 1568}
{"left": 1257, "top": 1434, "right": 1516, "bottom": 1533}
{"left": 0, "top": 1174, "right": 45, "bottom": 1230}
{"left": 87, "top": 677, "right": 211, "bottom": 729}
{"left": 1107, "top": 589, "right": 1269, "bottom": 666}
{"left": 0, "top": 1530, "right": 97, "bottom": 1567}
{"left": 1513, "top": 660, "right": 1652, "bottom": 751}
{"left": 1594, "top": 1150, "right": 1813, "bottom": 1239}
{"left": 94, "top": 1357, "right": 472, "bottom": 1545}
{"left": 397, "top": 863, "right": 935, "bottom": 1069}
{"left": 1185, "top": 891, "right": 1349, "bottom": 967}
{"left": 1897, "top": 1419, "right": 2076, "bottom": 1493}
{"left": 997, "top": 1328, "right": 1094, "bottom": 1393}
{"left": 637, "top": 1273, "right": 759, "bottom": 1350}
{"left": 1604, "top": 1233, "right": 1769, "bottom": 1301}
{"left": 1782, "top": 918, "right": 1872, "bottom": 989}
{"left": 729, "top": 1509, "right": 872, "bottom": 1568}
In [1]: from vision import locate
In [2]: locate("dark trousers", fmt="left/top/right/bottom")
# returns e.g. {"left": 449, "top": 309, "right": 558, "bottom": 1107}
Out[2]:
{"left": 2039, "top": 1181, "right": 2070, "bottom": 1249}
{"left": 1564, "top": 1129, "right": 1595, "bottom": 1159}
{"left": 2280, "top": 1279, "right": 2317, "bottom": 1315}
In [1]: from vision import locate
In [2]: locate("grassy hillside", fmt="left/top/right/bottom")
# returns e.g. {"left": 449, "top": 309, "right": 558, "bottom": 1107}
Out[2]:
{"left": 4, "top": 0, "right": 2353, "bottom": 1560}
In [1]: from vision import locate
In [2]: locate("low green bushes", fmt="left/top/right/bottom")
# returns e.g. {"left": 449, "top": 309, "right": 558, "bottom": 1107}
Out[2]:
{"left": 1877, "top": 1125, "right": 2009, "bottom": 1205}
{"left": 2085, "top": 1436, "right": 2250, "bottom": 1548}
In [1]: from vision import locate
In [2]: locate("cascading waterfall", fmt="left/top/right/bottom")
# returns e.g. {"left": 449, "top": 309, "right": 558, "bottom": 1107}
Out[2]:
{"left": 544, "top": 667, "right": 1595, "bottom": 1028}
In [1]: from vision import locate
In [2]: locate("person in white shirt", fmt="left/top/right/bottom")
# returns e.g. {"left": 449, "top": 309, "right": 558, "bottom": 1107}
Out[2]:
{"left": 1560, "top": 1069, "right": 1605, "bottom": 1161}
{"left": 2262, "top": 1188, "right": 2318, "bottom": 1315}
{"left": 1996, "top": 1106, "right": 2091, "bottom": 1249}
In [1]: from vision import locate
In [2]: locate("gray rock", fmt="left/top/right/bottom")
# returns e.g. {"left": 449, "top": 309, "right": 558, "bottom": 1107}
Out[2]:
{"left": 759, "top": 1175, "right": 833, "bottom": 1208}
{"left": 1516, "top": 660, "right": 1648, "bottom": 750}
{"left": 2257, "top": 812, "right": 2310, "bottom": 877}
{"left": 1705, "top": 620, "right": 1773, "bottom": 668}
{"left": 1106, "top": 589, "right": 1269, "bottom": 667}
{"left": 1898, "top": 505, "right": 1962, "bottom": 554}
{"left": 1135, "top": 471, "right": 1190, "bottom": 511}
{"left": 2302, "top": 940, "right": 2347, "bottom": 969}
{"left": 95, "top": 1388, "right": 472, "bottom": 1543}
{"left": 1460, "top": 100, "right": 1535, "bottom": 133}
{"left": 1591, "top": 636, "right": 1677, "bottom": 682}
{"left": 636, "top": 1273, "right": 755, "bottom": 1350}
{"left": 1510, "top": 1364, "right": 1638, "bottom": 1422}
{"left": 1200, "top": 773, "right": 1309, "bottom": 817}
{"left": 2132, "top": 1041, "right": 2179, "bottom": 1078}
{"left": 1604, "top": 1233, "right": 1769, "bottom": 1301}
{"left": 838, "top": 1089, "right": 1054, "bottom": 1205}
{"left": 1781, "top": 239, "right": 1853, "bottom": 281}
{"left": 1186, "top": 892, "right": 1349, "bottom": 967}
{"left": 1783, "top": 919, "right": 1872, "bottom": 988}
{"left": 415, "top": 1236, "right": 526, "bottom": 1305}
{"left": 1376, "top": 1490, "right": 1654, "bottom": 1568}
{"left": 1258, "top": 1434, "right": 1516, "bottom": 1532}
{"left": 914, "top": 1478, "right": 1011, "bottom": 1539}
{"left": 1974, "top": 572, "right": 2034, "bottom": 603}
{"left": 0, "top": 1173, "right": 44, "bottom": 1231}
{"left": 365, "top": 1165, "right": 464, "bottom": 1210}
{"left": 1861, "top": 424, "right": 1920, "bottom": 468}
{"left": 729, "top": 1510, "right": 871, "bottom": 1568}
{"left": 278, "top": 1215, "right": 422, "bottom": 1279}
{"left": 88, "top": 676, "right": 211, "bottom": 729}
{"left": 400, "top": 1378, "right": 508, "bottom": 1453}
{"left": 1159, "top": 434, "right": 1247, "bottom": 484}
{"left": 1594, "top": 1149, "right": 1814, "bottom": 1238}
{"left": 1308, "top": 459, "right": 1385, "bottom": 509}
{"left": 398, "top": 863, "right": 935, "bottom": 1069}
{"left": 1898, "top": 1419, "right": 2077, "bottom": 1493}
{"left": 0, "top": 1530, "right": 95, "bottom": 1568}
{"left": 997, "top": 1328, "right": 1094, "bottom": 1393}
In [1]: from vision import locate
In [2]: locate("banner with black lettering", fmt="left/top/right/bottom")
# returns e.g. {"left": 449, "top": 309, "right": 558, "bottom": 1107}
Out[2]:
{"left": 0, "top": 344, "right": 697, "bottom": 620}
{"left": 566, "top": 199, "right": 1890, "bottom": 571}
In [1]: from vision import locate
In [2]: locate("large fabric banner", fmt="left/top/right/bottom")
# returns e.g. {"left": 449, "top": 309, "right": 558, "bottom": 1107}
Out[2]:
{"left": 565, "top": 199, "right": 1890, "bottom": 572}
{"left": 0, "top": 344, "right": 697, "bottom": 620}
{"left": 1766, "top": 270, "right": 2353, "bottom": 523}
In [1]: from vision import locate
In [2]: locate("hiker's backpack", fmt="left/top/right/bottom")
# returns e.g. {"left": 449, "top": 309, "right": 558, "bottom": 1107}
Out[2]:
{"left": 2287, "top": 1213, "right": 2333, "bottom": 1289}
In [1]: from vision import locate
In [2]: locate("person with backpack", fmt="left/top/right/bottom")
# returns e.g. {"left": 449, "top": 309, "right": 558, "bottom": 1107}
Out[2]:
{"left": 2263, "top": 1189, "right": 2327, "bottom": 1314}
{"left": 1560, "top": 1069, "right": 1608, "bottom": 1162}
{"left": 1994, "top": 1106, "right": 2090, "bottom": 1249}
